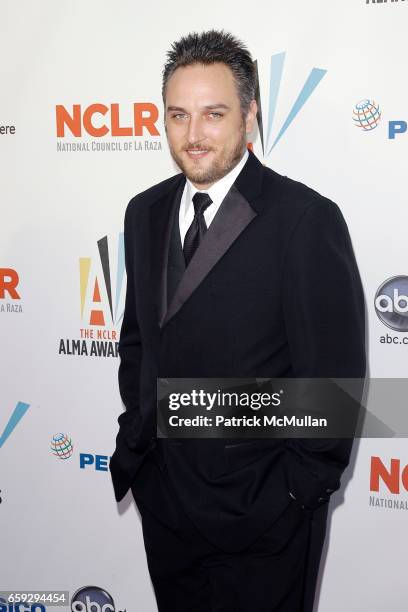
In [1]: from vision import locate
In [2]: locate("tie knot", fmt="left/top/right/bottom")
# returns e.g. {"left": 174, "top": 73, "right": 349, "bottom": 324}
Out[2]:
{"left": 192, "top": 192, "right": 212, "bottom": 216}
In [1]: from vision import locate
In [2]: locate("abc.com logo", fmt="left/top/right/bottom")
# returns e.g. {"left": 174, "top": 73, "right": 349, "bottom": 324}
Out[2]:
{"left": 71, "top": 586, "right": 124, "bottom": 612}
{"left": 370, "top": 456, "right": 408, "bottom": 495}
{"left": 56, "top": 103, "right": 160, "bottom": 138}
{"left": 375, "top": 275, "right": 408, "bottom": 332}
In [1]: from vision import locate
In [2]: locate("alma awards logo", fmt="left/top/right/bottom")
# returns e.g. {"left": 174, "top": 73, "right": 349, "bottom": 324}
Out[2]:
{"left": 58, "top": 233, "right": 125, "bottom": 358}
{"left": 252, "top": 51, "right": 327, "bottom": 157}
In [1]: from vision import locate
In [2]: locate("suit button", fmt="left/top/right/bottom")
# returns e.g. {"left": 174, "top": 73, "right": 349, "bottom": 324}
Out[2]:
{"left": 318, "top": 496, "right": 328, "bottom": 503}
{"left": 326, "top": 488, "right": 334, "bottom": 493}
{"left": 289, "top": 491, "right": 305, "bottom": 509}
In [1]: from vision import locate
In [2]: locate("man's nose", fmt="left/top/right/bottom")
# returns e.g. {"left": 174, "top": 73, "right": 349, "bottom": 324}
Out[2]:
{"left": 187, "top": 115, "right": 206, "bottom": 145}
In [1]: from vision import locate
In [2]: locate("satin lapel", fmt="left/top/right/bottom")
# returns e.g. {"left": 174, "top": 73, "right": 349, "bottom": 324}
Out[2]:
{"left": 149, "top": 177, "right": 185, "bottom": 329}
{"left": 161, "top": 184, "right": 257, "bottom": 328}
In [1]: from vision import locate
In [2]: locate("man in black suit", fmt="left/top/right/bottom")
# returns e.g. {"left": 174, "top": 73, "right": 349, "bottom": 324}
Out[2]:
{"left": 109, "top": 30, "right": 366, "bottom": 612}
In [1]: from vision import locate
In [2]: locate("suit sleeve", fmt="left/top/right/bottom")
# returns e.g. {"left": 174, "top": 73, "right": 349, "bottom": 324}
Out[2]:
{"left": 116, "top": 199, "right": 143, "bottom": 435}
{"left": 109, "top": 198, "right": 147, "bottom": 502}
{"left": 282, "top": 197, "right": 366, "bottom": 510}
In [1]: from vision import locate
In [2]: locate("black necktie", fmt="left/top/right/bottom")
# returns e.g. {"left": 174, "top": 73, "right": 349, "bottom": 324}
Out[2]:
{"left": 183, "top": 192, "right": 213, "bottom": 266}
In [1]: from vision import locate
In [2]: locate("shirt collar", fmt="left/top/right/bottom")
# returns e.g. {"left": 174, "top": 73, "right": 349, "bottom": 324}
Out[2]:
{"left": 184, "top": 148, "right": 249, "bottom": 214}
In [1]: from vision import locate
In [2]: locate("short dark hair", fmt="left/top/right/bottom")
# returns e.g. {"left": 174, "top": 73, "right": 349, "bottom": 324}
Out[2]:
{"left": 162, "top": 29, "right": 256, "bottom": 116}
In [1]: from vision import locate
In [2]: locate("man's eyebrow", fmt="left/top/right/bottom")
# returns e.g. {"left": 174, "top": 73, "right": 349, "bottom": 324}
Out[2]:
{"left": 204, "top": 104, "right": 230, "bottom": 110}
{"left": 166, "top": 104, "right": 231, "bottom": 113}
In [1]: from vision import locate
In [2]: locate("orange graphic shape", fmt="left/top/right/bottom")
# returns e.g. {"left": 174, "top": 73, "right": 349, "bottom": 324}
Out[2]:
{"left": 93, "top": 278, "right": 102, "bottom": 302}
{"left": 90, "top": 310, "right": 105, "bottom": 326}
{"left": 89, "top": 278, "right": 105, "bottom": 325}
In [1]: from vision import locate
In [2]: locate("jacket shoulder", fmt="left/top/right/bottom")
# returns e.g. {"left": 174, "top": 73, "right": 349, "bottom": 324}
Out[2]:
{"left": 125, "top": 171, "right": 184, "bottom": 219}
{"left": 263, "top": 165, "right": 336, "bottom": 212}
{"left": 258, "top": 165, "right": 348, "bottom": 245}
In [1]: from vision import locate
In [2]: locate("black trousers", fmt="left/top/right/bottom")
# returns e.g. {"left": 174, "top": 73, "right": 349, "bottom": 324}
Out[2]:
{"left": 131, "top": 443, "right": 329, "bottom": 612}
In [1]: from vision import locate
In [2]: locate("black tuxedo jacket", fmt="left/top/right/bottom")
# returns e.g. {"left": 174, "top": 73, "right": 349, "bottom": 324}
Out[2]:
{"left": 109, "top": 149, "right": 366, "bottom": 551}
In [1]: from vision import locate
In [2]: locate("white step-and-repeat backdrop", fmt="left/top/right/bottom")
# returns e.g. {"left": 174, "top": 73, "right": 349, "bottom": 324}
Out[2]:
{"left": 1, "top": 1, "right": 407, "bottom": 610}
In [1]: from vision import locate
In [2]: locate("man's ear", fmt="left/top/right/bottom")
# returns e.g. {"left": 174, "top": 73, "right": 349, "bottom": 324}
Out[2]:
{"left": 245, "top": 99, "right": 258, "bottom": 134}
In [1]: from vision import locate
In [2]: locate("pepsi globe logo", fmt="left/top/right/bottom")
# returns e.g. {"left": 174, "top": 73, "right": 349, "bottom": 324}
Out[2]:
{"left": 71, "top": 586, "right": 117, "bottom": 612}
{"left": 352, "top": 99, "right": 382, "bottom": 131}
{"left": 375, "top": 276, "right": 408, "bottom": 332}
{"left": 50, "top": 432, "right": 74, "bottom": 459}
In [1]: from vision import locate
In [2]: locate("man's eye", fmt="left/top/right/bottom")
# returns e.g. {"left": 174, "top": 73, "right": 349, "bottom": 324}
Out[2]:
{"left": 209, "top": 112, "right": 222, "bottom": 118}
{"left": 171, "top": 114, "right": 187, "bottom": 120}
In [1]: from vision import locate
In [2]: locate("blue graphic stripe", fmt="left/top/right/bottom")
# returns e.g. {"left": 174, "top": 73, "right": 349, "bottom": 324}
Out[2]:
{"left": 0, "top": 402, "right": 30, "bottom": 449}
{"left": 114, "top": 232, "right": 125, "bottom": 322}
{"left": 265, "top": 52, "right": 286, "bottom": 154}
{"left": 269, "top": 67, "right": 327, "bottom": 153}
{"left": 116, "top": 310, "right": 124, "bottom": 325}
